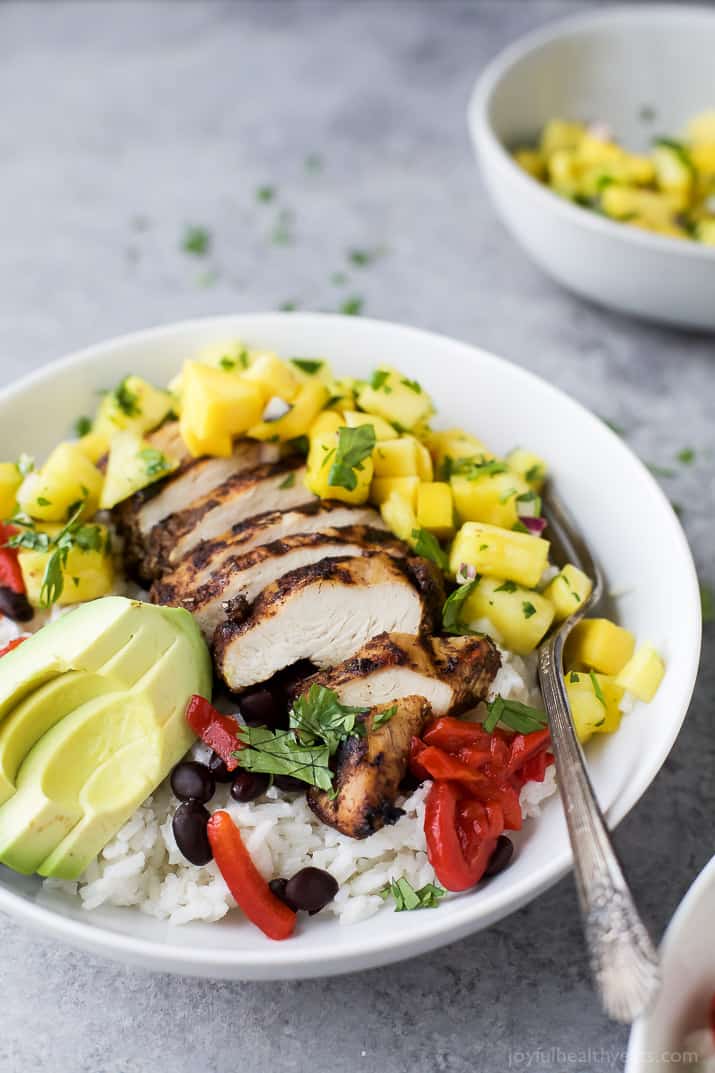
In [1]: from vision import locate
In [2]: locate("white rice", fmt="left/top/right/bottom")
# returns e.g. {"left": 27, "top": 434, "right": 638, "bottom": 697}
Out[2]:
{"left": 44, "top": 646, "right": 558, "bottom": 926}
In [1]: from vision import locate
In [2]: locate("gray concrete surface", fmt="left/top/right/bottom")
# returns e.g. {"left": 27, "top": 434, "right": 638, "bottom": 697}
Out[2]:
{"left": 0, "top": 2, "right": 712, "bottom": 1071}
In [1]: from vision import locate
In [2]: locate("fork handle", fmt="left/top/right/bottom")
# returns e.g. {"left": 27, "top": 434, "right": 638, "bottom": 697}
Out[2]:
{"left": 538, "top": 635, "right": 660, "bottom": 1023}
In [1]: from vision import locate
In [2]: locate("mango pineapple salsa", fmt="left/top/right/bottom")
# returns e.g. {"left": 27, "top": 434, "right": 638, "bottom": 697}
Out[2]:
{"left": 513, "top": 111, "right": 715, "bottom": 244}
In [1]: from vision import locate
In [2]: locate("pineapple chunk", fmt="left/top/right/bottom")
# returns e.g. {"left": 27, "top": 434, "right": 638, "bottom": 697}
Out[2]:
{"left": 356, "top": 368, "right": 433, "bottom": 432}
{"left": 99, "top": 431, "right": 179, "bottom": 510}
{"left": 450, "top": 470, "right": 531, "bottom": 529}
{"left": 370, "top": 476, "right": 420, "bottom": 510}
{"left": 686, "top": 110, "right": 715, "bottom": 144}
{"left": 0, "top": 463, "right": 22, "bottom": 520}
{"left": 75, "top": 432, "right": 109, "bottom": 465}
{"left": 506, "top": 448, "right": 547, "bottom": 491}
{"left": 343, "top": 410, "right": 398, "bottom": 440}
{"left": 540, "top": 119, "right": 586, "bottom": 157}
{"left": 242, "top": 352, "right": 299, "bottom": 403}
{"left": 543, "top": 563, "right": 593, "bottom": 621}
{"left": 289, "top": 358, "right": 334, "bottom": 385}
{"left": 462, "top": 577, "right": 554, "bottom": 656}
{"left": 19, "top": 524, "right": 114, "bottom": 607}
{"left": 427, "top": 428, "right": 493, "bottom": 477}
{"left": 690, "top": 143, "right": 715, "bottom": 178}
{"left": 416, "top": 442, "right": 433, "bottom": 482}
{"left": 565, "top": 618, "right": 635, "bottom": 676}
{"left": 695, "top": 219, "right": 715, "bottom": 246}
{"left": 373, "top": 438, "right": 420, "bottom": 478}
{"left": 565, "top": 670, "right": 624, "bottom": 744}
{"left": 93, "top": 376, "right": 173, "bottom": 442}
{"left": 416, "top": 482, "right": 454, "bottom": 539}
{"left": 615, "top": 645, "right": 665, "bottom": 703}
{"left": 248, "top": 381, "right": 329, "bottom": 443}
{"left": 380, "top": 491, "right": 418, "bottom": 544}
{"left": 304, "top": 413, "right": 373, "bottom": 505}
{"left": 601, "top": 185, "right": 676, "bottom": 229}
{"left": 652, "top": 141, "right": 694, "bottom": 199}
{"left": 17, "top": 443, "right": 103, "bottom": 522}
{"left": 449, "top": 522, "right": 550, "bottom": 589}
{"left": 180, "top": 362, "right": 265, "bottom": 457}
{"left": 513, "top": 149, "right": 545, "bottom": 180}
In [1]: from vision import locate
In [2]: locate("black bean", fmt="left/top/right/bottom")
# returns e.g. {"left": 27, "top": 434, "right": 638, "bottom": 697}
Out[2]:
{"left": 170, "top": 761, "right": 215, "bottom": 804}
{"left": 484, "top": 835, "right": 514, "bottom": 878}
{"left": 230, "top": 770, "right": 270, "bottom": 803}
{"left": 269, "top": 877, "right": 298, "bottom": 911}
{"left": 239, "top": 687, "right": 287, "bottom": 729}
{"left": 172, "top": 800, "right": 212, "bottom": 865}
{"left": 273, "top": 774, "right": 307, "bottom": 794}
{"left": 284, "top": 867, "right": 339, "bottom": 914}
{"left": 207, "top": 751, "right": 233, "bottom": 784}
{"left": 0, "top": 587, "right": 33, "bottom": 623}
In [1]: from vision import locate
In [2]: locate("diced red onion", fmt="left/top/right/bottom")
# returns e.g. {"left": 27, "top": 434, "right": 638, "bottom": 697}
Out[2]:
{"left": 457, "top": 562, "right": 477, "bottom": 584}
{"left": 522, "top": 516, "right": 547, "bottom": 536}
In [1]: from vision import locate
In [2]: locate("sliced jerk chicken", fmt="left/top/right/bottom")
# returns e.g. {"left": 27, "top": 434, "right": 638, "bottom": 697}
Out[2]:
{"left": 139, "top": 459, "right": 313, "bottom": 578}
{"left": 152, "top": 527, "right": 406, "bottom": 640}
{"left": 152, "top": 501, "right": 388, "bottom": 608}
{"left": 307, "top": 695, "right": 432, "bottom": 838}
{"left": 214, "top": 553, "right": 444, "bottom": 691}
{"left": 290, "top": 631, "right": 501, "bottom": 717}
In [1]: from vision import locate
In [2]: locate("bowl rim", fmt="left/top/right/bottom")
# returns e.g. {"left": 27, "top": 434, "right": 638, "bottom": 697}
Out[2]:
{"left": 0, "top": 312, "right": 702, "bottom": 977}
{"left": 626, "top": 854, "right": 715, "bottom": 1071}
{"left": 468, "top": 3, "right": 715, "bottom": 263}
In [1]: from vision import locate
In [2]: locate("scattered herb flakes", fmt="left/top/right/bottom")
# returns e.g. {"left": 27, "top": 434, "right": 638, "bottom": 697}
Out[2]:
{"left": 304, "top": 152, "right": 323, "bottom": 173}
{"left": 287, "top": 434, "right": 309, "bottom": 457}
{"left": 279, "top": 301, "right": 298, "bottom": 312}
{"left": 601, "top": 417, "right": 625, "bottom": 436}
{"left": 370, "top": 369, "right": 390, "bottom": 392}
{"left": 700, "top": 583, "right": 714, "bottom": 624}
{"left": 589, "top": 670, "right": 607, "bottom": 708}
{"left": 639, "top": 104, "right": 656, "bottom": 123}
{"left": 36, "top": 497, "right": 51, "bottom": 507}
{"left": 494, "top": 580, "right": 517, "bottom": 593}
{"left": 73, "top": 416, "right": 92, "bottom": 438}
{"left": 236, "top": 726, "right": 333, "bottom": 791}
{"left": 522, "top": 601, "right": 537, "bottom": 619}
{"left": 340, "top": 296, "right": 364, "bottom": 316}
{"left": 331, "top": 271, "right": 348, "bottom": 286}
{"left": 291, "top": 358, "right": 324, "bottom": 376}
{"left": 112, "top": 377, "right": 141, "bottom": 417}
{"left": 328, "top": 425, "right": 376, "bottom": 491}
{"left": 512, "top": 521, "right": 530, "bottom": 534}
{"left": 348, "top": 248, "right": 381, "bottom": 268}
{"left": 256, "top": 185, "right": 276, "bottom": 203}
{"left": 8, "top": 501, "right": 107, "bottom": 608}
{"left": 380, "top": 878, "right": 445, "bottom": 911}
{"left": 278, "top": 473, "right": 296, "bottom": 489}
{"left": 290, "top": 684, "right": 368, "bottom": 756}
{"left": 676, "top": 447, "right": 695, "bottom": 465}
{"left": 411, "top": 528, "right": 449, "bottom": 572}
{"left": 671, "top": 502, "right": 684, "bottom": 518}
{"left": 451, "top": 458, "right": 508, "bottom": 480}
{"left": 400, "top": 377, "right": 422, "bottom": 395}
{"left": 442, "top": 580, "right": 478, "bottom": 635}
{"left": 272, "top": 209, "right": 295, "bottom": 245}
{"left": 516, "top": 490, "right": 542, "bottom": 515}
{"left": 569, "top": 671, "right": 581, "bottom": 684}
{"left": 647, "top": 462, "right": 676, "bottom": 479}
{"left": 483, "top": 696, "right": 548, "bottom": 735}
{"left": 498, "top": 486, "right": 518, "bottom": 504}
{"left": 138, "top": 447, "right": 172, "bottom": 479}
{"left": 524, "top": 463, "right": 545, "bottom": 484}
{"left": 182, "top": 225, "right": 212, "bottom": 256}
{"left": 371, "top": 704, "right": 397, "bottom": 731}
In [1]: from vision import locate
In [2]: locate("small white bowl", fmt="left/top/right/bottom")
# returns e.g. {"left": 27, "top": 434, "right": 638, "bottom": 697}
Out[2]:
{"left": 627, "top": 856, "right": 715, "bottom": 1071}
{"left": 0, "top": 313, "right": 701, "bottom": 979}
{"left": 469, "top": 5, "right": 715, "bottom": 331}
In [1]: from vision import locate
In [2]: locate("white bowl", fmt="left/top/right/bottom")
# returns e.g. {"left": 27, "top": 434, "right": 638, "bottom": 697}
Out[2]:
{"left": 627, "top": 856, "right": 715, "bottom": 1071}
{"left": 0, "top": 313, "right": 701, "bottom": 979}
{"left": 469, "top": 5, "right": 715, "bottom": 331}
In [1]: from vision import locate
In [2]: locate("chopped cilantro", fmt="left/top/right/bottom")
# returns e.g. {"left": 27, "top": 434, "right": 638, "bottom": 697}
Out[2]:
{"left": 411, "top": 528, "right": 449, "bottom": 572}
{"left": 601, "top": 417, "right": 625, "bottom": 436}
{"left": 112, "top": 377, "right": 141, "bottom": 417}
{"left": 370, "top": 369, "right": 390, "bottom": 392}
{"left": 590, "top": 670, "right": 606, "bottom": 708}
{"left": 371, "top": 705, "right": 397, "bottom": 731}
{"left": 340, "top": 296, "right": 363, "bottom": 316}
{"left": 380, "top": 878, "right": 445, "bottom": 911}
{"left": 331, "top": 271, "right": 348, "bottom": 286}
{"left": 494, "top": 580, "right": 517, "bottom": 593}
{"left": 279, "top": 301, "right": 298, "bottom": 312}
{"left": 348, "top": 248, "right": 381, "bottom": 268}
{"left": 676, "top": 447, "right": 695, "bottom": 465}
{"left": 499, "top": 486, "right": 518, "bottom": 504}
{"left": 569, "top": 671, "right": 581, "bottom": 683}
{"left": 36, "top": 497, "right": 51, "bottom": 507}
{"left": 73, "top": 416, "right": 92, "bottom": 438}
{"left": 451, "top": 458, "right": 508, "bottom": 480}
{"left": 278, "top": 473, "right": 296, "bottom": 489}
{"left": 272, "top": 209, "right": 294, "bottom": 245}
{"left": 10, "top": 501, "right": 108, "bottom": 607}
{"left": 182, "top": 225, "right": 211, "bottom": 256}
{"left": 512, "top": 521, "right": 529, "bottom": 534}
{"left": 328, "top": 425, "right": 376, "bottom": 491}
{"left": 290, "top": 358, "right": 324, "bottom": 376}
{"left": 256, "top": 185, "right": 276, "bottom": 203}
{"left": 138, "top": 447, "right": 172, "bottom": 479}
{"left": 236, "top": 727, "right": 333, "bottom": 791}
{"left": 16, "top": 453, "right": 35, "bottom": 478}
{"left": 522, "top": 601, "right": 537, "bottom": 619}
{"left": 647, "top": 462, "right": 676, "bottom": 479}
{"left": 524, "top": 463, "right": 544, "bottom": 484}
{"left": 400, "top": 377, "right": 422, "bottom": 395}
{"left": 441, "top": 580, "right": 478, "bottom": 635}
{"left": 483, "top": 696, "right": 548, "bottom": 735}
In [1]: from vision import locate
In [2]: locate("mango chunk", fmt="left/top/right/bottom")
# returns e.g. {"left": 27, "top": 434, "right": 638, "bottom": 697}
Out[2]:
{"left": 99, "top": 430, "right": 179, "bottom": 510}
{"left": 249, "top": 381, "right": 329, "bottom": 443}
{"left": 343, "top": 410, "right": 398, "bottom": 440}
{"left": 0, "top": 464, "right": 22, "bottom": 520}
{"left": 565, "top": 670, "right": 624, "bottom": 744}
{"left": 289, "top": 358, "right": 334, "bottom": 385}
{"left": 450, "top": 470, "right": 532, "bottom": 529}
{"left": 543, "top": 563, "right": 593, "bottom": 621}
{"left": 75, "top": 432, "right": 109, "bottom": 465}
{"left": 356, "top": 368, "right": 433, "bottom": 432}
{"left": 17, "top": 444, "right": 103, "bottom": 522}
{"left": 615, "top": 645, "right": 665, "bottom": 703}
{"left": 513, "top": 148, "right": 545, "bottom": 180}
{"left": 506, "top": 448, "right": 547, "bottom": 491}
{"left": 93, "top": 376, "right": 173, "bottom": 442}
{"left": 242, "top": 352, "right": 299, "bottom": 403}
{"left": 416, "top": 482, "right": 454, "bottom": 539}
{"left": 380, "top": 491, "right": 418, "bottom": 544}
{"left": 427, "top": 428, "right": 493, "bottom": 478}
{"left": 416, "top": 442, "right": 433, "bottom": 482}
{"left": 449, "top": 522, "right": 550, "bottom": 589}
{"left": 304, "top": 413, "right": 372, "bottom": 505}
{"left": 373, "top": 438, "right": 420, "bottom": 478}
{"left": 462, "top": 577, "right": 554, "bottom": 656}
{"left": 180, "top": 361, "right": 265, "bottom": 457}
{"left": 370, "top": 476, "right": 420, "bottom": 510}
{"left": 565, "top": 618, "right": 635, "bottom": 676}
{"left": 540, "top": 119, "right": 586, "bottom": 157}
{"left": 19, "top": 525, "right": 114, "bottom": 607}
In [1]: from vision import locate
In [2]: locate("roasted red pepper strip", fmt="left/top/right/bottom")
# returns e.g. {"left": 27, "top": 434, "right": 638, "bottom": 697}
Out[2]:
{"left": 409, "top": 736, "right": 431, "bottom": 782}
{"left": 0, "top": 636, "right": 26, "bottom": 659}
{"left": 424, "top": 781, "right": 478, "bottom": 891}
{"left": 185, "top": 695, "right": 242, "bottom": 771}
{"left": 506, "top": 729, "right": 551, "bottom": 778}
{"left": 417, "top": 745, "right": 494, "bottom": 788}
{"left": 207, "top": 810, "right": 296, "bottom": 941}
{"left": 0, "top": 547, "right": 26, "bottom": 595}
{"left": 423, "top": 717, "right": 492, "bottom": 753}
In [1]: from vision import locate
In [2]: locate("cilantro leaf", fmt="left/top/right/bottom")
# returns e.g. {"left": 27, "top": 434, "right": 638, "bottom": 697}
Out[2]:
{"left": 442, "top": 580, "right": 478, "bottom": 635}
{"left": 16, "top": 453, "right": 34, "bottom": 478}
{"left": 328, "top": 425, "right": 376, "bottom": 491}
{"left": 235, "top": 726, "right": 333, "bottom": 791}
{"left": 451, "top": 458, "right": 508, "bottom": 480}
{"left": 371, "top": 704, "right": 397, "bottom": 731}
{"left": 676, "top": 447, "right": 695, "bottom": 465}
{"left": 380, "top": 878, "right": 445, "bottom": 911}
{"left": 400, "top": 377, "right": 422, "bottom": 395}
{"left": 256, "top": 185, "right": 276, "bottom": 203}
{"left": 411, "top": 528, "right": 449, "bottom": 572}
{"left": 112, "top": 377, "right": 141, "bottom": 417}
{"left": 138, "top": 447, "right": 173, "bottom": 479}
{"left": 74, "top": 416, "right": 92, "bottom": 438}
{"left": 278, "top": 473, "right": 296, "bottom": 489}
{"left": 290, "top": 684, "right": 367, "bottom": 756}
{"left": 370, "top": 369, "right": 390, "bottom": 391}
{"left": 182, "top": 225, "right": 211, "bottom": 256}
{"left": 589, "top": 670, "right": 607, "bottom": 708}
{"left": 340, "top": 296, "right": 363, "bottom": 316}
{"left": 483, "top": 696, "right": 548, "bottom": 734}
{"left": 290, "top": 358, "right": 324, "bottom": 376}
{"left": 494, "top": 580, "right": 517, "bottom": 593}
{"left": 522, "top": 601, "right": 537, "bottom": 619}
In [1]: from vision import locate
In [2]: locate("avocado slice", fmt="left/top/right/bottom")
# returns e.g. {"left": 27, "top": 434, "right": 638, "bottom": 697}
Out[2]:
{"left": 0, "top": 597, "right": 211, "bottom": 878}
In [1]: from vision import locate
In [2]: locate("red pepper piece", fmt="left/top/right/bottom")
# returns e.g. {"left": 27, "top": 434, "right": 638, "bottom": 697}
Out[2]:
{"left": 185, "top": 695, "right": 242, "bottom": 772}
{"left": 423, "top": 716, "right": 492, "bottom": 753}
{"left": 207, "top": 810, "right": 296, "bottom": 940}
{"left": 409, "top": 736, "right": 431, "bottom": 782}
{"left": 424, "top": 781, "right": 478, "bottom": 891}
{"left": 506, "top": 728, "right": 551, "bottom": 778}
{"left": 456, "top": 745, "right": 492, "bottom": 770}
{"left": 520, "top": 750, "right": 554, "bottom": 784}
{"left": 417, "top": 745, "right": 494, "bottom": 788}
{"left": 0, "top": 547, "right": 26, "bottom": 595}
{"left": 0, "top": 636, "right": 26, "bottom": 658}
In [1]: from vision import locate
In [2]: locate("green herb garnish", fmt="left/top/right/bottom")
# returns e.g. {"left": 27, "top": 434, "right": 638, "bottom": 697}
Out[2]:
{"left": 411, "top": 528, "right": 449, "bottom": 572}
{"left": 676, "top": 447, "right": 695, "bottom": 465}
{"left": 278, "top": 473, "right": 296, "bottom": 489}
{"left": 138, "top": 447, "right": 173, "bottom": 479}
{"left": 73, "top": 416, "right": 92, "bottom": 438}
{"left": 589, "top": 670, "right": 607, "bottom": 708}
{"left": 494, "top": 580, "right": 517, "bottom": 593}
{"left": 235, "top": 727, "right": 333, "bottom": 791}
{"left": 370, "top": 369, "right": 390, "bottom": 392}
{"left": 450, "top": 458, "right": 508, "bottom": 480}
{"left": 647, "top": 462, "right": 676, "bottom": 478}
{"left": 291, "top": 359, "right": 324, "bottom": 376}
{"left": 279, "top": 301, "right": 298, "bottom": 312}
{"left": 287, "top": 435, "right": 309, "bottom": 457}
{"left": 371, "top": 705, "right": 397, "bottom": 731}
{"left": 601, "top": 417, "right": 625, "bottom": 436}
{"left": 483, "top": 696, "right": 548, "bottom": 734}
{"left": 522, "top": 601, "right": 537, "bottom": 619}
{"left": 11, "top": 502, "right": 108, "bottom": 608}
{"left": 524, "top": 463, "right": 544, "bottom": 484}
{"left": 400, "top": 377, "right": 422, "bottom": 395}
{"left": 290, "top": 684, "right": 368, "bottom": 756}
{"left": 328, "top": 425, "right": 376, "bottom": 491}
{"left": 442, "top": 580, "right": 477, "bottom": 635}
{"left": 348, "top": 248, "right": 380, "bottom": 267}
{"left": 256, "top": 185, "right": 276, "bottom": 203}
{"left": 379, "top": 878, "right": 445, "bottom": 911}
{"left": 182, "top": 225, "right": 211, "bottom": 256}
{"left": 340, "top": 296, "right": 363, "bottom": 316}
{"left": 112, "top": 377, "right": 141, "bottom": 417}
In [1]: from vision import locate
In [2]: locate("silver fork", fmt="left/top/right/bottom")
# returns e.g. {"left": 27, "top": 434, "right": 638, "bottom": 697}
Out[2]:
{"left": 537, "top": 493, "right": 660, "bottom": 1024}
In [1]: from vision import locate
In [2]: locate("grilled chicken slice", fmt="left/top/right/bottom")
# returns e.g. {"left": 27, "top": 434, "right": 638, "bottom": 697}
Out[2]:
{"left": 143, "top": 459, "right": 313, "bottom": 576}
{"left": 155, "top": 501, "right": 387, "bottom": 601}
{"left": 114, "top": 432, "right": 280, "bottom": 581}
{"left": 291, "top": 631, "right": 501, "bottom": 716}
{"left": 152, "top": 527, "right": 406, "bottom": 639}
{"left": 307, "top": 696, "right": 431, "bottom": 838}
{"left": 214, "top": 554, "right": 443, "bottom": 690}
